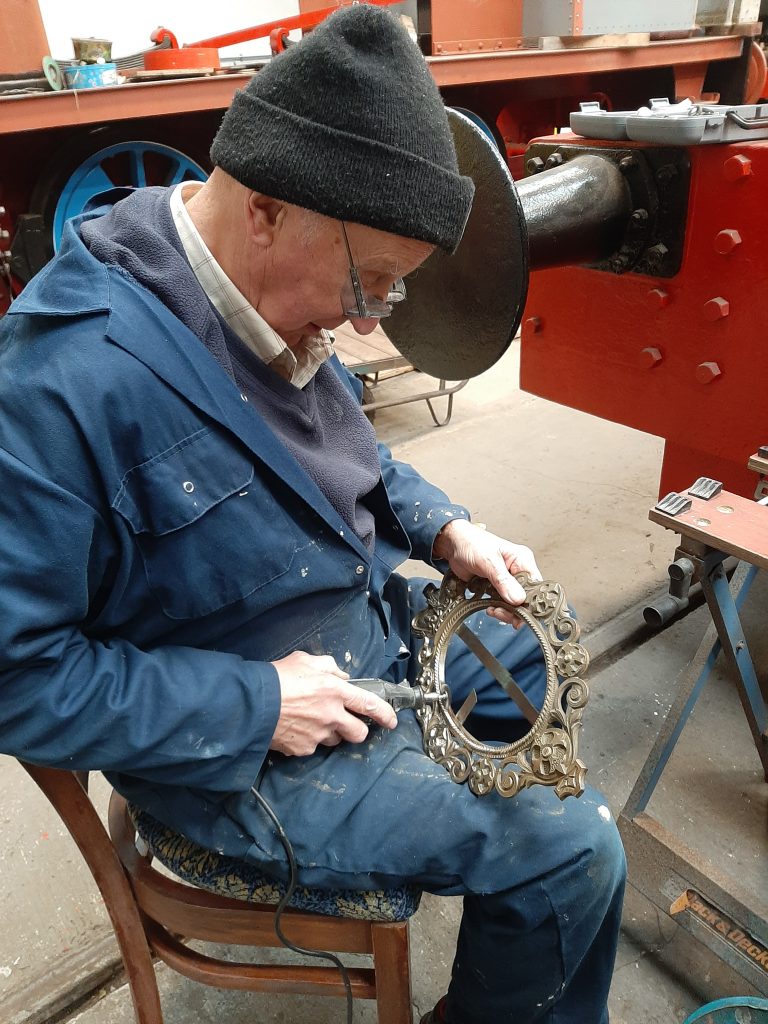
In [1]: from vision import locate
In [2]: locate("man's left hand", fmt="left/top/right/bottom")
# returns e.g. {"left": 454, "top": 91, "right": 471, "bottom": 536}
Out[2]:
{"left": 432, "top": 519, "right": 542, "bottom": 626}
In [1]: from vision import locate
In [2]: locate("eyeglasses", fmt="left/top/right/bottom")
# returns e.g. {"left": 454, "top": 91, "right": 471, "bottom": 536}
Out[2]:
{"left": 340, "top": 221, "right": 407, "bottom": 320}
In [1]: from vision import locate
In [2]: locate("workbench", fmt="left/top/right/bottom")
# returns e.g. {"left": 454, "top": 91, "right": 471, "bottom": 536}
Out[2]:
{"left": 620, "top": 479, "right": 768, "bottom": 997}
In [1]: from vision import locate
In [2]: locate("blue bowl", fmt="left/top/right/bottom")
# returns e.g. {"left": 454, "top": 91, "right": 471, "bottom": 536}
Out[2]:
{"left": 63, "top": 63, "right": 118, "bottom": 90}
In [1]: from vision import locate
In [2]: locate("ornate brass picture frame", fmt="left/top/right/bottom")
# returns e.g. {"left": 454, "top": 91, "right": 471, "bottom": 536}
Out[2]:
{"left": 412, "top": 573, "right": 589, "bottom": 800}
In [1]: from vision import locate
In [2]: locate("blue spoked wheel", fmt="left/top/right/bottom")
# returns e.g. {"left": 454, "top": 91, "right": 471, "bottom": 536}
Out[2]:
{"left": 30, "top": 128, "right": 209, "bottom": 256}
{"left": 51, "top": 140, "right": 207, "bottom": 249}
{"left": 683, "top": 997, "right": 768, "bottom": 1023}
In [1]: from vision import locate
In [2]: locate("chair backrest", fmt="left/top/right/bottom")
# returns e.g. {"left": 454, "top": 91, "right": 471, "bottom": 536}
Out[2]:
{"left": 19, "top": 761, "right": 164, "bottom": 1023}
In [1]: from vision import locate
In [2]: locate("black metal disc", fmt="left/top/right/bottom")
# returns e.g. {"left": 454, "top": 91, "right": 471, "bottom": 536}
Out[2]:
{"left": 382, "top": 108, "right": 529, "bottom": 380}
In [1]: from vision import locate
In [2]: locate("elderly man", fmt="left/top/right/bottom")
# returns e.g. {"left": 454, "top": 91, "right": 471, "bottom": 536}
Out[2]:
{"left": 0, "top": 6, "right": 625, "bottom": 1023}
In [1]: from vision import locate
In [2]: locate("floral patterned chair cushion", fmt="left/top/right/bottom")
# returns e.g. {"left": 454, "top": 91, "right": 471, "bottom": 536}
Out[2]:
{"left": 130, "top": 806, "right": 421, "bottom": 923}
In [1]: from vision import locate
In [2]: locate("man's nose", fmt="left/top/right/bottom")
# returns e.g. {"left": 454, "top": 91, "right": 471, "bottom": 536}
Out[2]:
{"left": 347, "top": 316, "right": 381, "bottom": 336}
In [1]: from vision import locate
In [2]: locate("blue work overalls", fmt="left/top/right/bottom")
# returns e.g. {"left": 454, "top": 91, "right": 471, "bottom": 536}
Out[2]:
{"left": 0, "top": 214, "right": 625, "bottom": 1023}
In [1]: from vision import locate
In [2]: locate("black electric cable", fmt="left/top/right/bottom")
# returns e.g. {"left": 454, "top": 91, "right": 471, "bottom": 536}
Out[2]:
{"left": 250, "top": 784, "right": 354, "bottom": 1024}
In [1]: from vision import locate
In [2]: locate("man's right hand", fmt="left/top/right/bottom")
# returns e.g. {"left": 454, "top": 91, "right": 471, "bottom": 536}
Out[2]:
{"left": 269, "top": 651, "right": 398, "bottom": 757}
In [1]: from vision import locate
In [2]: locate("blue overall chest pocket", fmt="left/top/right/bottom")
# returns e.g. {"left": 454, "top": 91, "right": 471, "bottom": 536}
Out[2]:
{"left": 112, "top": 428, "right": 295, "bottom": 619}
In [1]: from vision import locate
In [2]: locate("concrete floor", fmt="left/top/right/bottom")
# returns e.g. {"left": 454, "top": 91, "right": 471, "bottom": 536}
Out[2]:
{"left": 3, "top": 339, "right": 762, "bottom": 1024}
{"left": 50, "top": 593, "right": 768, "bottom": 1024}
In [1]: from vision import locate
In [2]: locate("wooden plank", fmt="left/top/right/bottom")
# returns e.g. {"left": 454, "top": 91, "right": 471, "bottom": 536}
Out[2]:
{"left": 132, "top": 872, "right": 376, "bottom": 951}
{"left": 534, "top": 32, "right": 650, "bottom": 50}
{"left": 649, "top": 489, "right": 768, "bottom": 570}
{"left": 332, "top": 325, "right": 413, "bottom": 376}
{"left": 334, "top": 327, "right": 398, "bottom": 357}
{"left": 371, "top": 924, "right": 413, "bottom": 1024}
{"left": 333, "top": 336, "right": 395, "bottom": 363}
{"left": 149, "top": 921, "right": 378, "bottom": 996}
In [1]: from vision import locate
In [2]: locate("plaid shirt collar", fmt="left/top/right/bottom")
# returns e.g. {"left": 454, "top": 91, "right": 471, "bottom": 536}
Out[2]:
{"left": 170, "top": 183, "right": 333, "bottom": 388}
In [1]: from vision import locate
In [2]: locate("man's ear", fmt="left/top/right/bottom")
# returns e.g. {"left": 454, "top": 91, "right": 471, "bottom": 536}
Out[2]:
{"left": 246, "top": 192, "right": 284, "bottom": 247}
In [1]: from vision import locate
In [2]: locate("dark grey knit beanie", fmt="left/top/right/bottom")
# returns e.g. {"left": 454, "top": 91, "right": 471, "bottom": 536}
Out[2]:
{"left": 210, "top": 3, "right": 474, "bottom": 252}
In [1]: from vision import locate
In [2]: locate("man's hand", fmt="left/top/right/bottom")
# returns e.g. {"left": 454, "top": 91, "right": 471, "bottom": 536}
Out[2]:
{"left": 269, "top": 651, "right": 398, "bottom": 756}
{"left": 433, "top": 519, "right": 543, "bottom": 626}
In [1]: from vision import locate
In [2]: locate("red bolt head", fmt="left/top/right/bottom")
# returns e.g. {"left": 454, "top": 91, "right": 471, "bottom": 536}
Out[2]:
{"left": 640, "top": 347, "right": 663, "bottom": 368}
{"left": 723, "top": 154, "right": 752, "bottom": 181}
{"left": 703, "top": 296, "right": 730, "bottom": 321}
{"left": 525, "top": 316, "right": 543, "bottom": 334}
{"left": 647, "top": 288, "right": 670, "bottom": 310}
{"left": 714, "top": 229, "right": 742, "bottom": 254}
{"left": 696, "top": 361, "right": 722, "bottom": 384}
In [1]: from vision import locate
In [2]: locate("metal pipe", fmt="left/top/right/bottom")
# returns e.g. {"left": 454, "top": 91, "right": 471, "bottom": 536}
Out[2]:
{"left": 643, "top": 556, "right": 739, "bottom": 629}
{"left": 517, "top": 155, "right": 633, "bottom": 270}
{"left": 644, "top": 556, "right": 697, "bottom": 629}
{"left": 644, "top": 591, "right": 693, "bottom": 629}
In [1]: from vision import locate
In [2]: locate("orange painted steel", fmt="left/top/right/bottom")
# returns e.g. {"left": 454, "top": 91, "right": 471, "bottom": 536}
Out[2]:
{"left": 0, "top": 34, "right": 745, "bottom": 137}
{"left": 427, "top": 35, "right": 743, "bottom": 88}
{"left": 572, "top": 0, "right": 585, "bottom": 36}
{"left": 0, "top": 75, "right": 253, "bottom": 135}
{"left": 428, "top": 0, "right": 524, "bottom": 56}
{"left": 299, "top": 0, "right": 345, "bottom": 10}
{"left": 746, "top": 39, "right": 768, "bottom": 102}
{"left": 0, "top": 0, "right": 50, "bottom": 76}
{"left": 521, "top": 135, "right": 768, "bottom": 500}
{"left": 185, "top": 0, "right": 400, "bottom": 51}
{"left": 143, "top": 48, "right": 221, "bottom": 72}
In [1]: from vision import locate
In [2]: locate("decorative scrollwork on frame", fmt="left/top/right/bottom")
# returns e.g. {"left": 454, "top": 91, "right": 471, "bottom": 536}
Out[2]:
{"left": 411, "top": 572, "right": 590, "bottom": 800}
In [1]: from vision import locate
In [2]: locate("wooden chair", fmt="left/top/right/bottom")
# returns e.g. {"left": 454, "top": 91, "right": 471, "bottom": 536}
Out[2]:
{"left": 20, "top": 762, "right": 416, "bottom": 1024}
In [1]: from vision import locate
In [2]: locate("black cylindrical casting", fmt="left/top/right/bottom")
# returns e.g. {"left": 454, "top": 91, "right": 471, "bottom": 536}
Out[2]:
{"left": 517, "top": 154, "right": 633, "bottom": 270}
